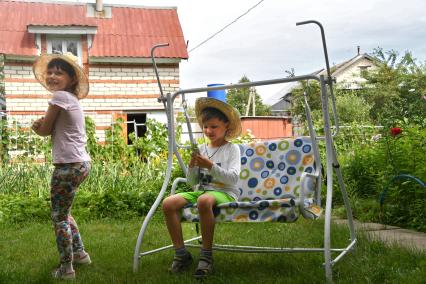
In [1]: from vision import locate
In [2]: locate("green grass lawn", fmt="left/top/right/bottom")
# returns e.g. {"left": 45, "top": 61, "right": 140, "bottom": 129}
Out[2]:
{"left": 0, "top": 217, "right": 425, "bottom": 283}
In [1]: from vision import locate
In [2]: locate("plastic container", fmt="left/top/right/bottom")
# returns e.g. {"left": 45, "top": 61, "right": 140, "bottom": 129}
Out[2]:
{"left": 207, "top": 83, "right": 227, "bottom": 102}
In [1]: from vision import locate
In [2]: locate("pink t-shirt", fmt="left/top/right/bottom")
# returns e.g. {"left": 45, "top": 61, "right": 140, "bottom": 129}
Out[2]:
{"left": 49, "top": 91, "right": 91, "bottom": 164}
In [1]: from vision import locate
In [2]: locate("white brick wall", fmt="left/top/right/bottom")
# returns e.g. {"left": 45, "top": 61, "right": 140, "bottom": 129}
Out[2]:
{"left": 4, "top": 63, "right": 179, "bottom": 142}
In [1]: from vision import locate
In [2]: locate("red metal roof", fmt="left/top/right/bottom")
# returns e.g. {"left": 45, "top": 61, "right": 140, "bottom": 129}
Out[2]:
{"left": 0, "top": 1, "right": 188, "bottom": 59}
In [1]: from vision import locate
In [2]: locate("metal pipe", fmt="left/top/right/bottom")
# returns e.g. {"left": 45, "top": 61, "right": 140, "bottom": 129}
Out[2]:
{"left": 171, "top": 177, "right": 187, "bottom": 195}
{"left": 173, "top": 143, "right": 187, "bottom": 176}
{"left": 330, "top": 239, "right": 357, "bottom": 265}
{"left": 303, "top": 92, "right": 323, "bottom": 206}
{"left": 150, "top": 43, "right": 170, "bottom": 100}
{"left": 150, "top": 43, "right": 187, "bottom": 173}
{"left": 333, "top": 159, "right": 357, "bottom": 242}
{"left": 95, "top": 0, "right": 103, "bottom": 12}
{"left": 172, "top": 74, "right": 320, "bottom": 100}
{"left": 320, "top": 75, "right": 333, "bottom": 282}
{"left": 296, "top": 20, "right": 340, "bottom": 136}
{"left": 181, "top": 94, "right": 196, "bottom": 149}
{"left": 186, "top": 244, "right": 347, "bottom": 253}
{"left": 139, "top": 236, "right": 202, "bottom": 257}
{"left": 133, "top": 93, "right": 174, "bottom": 272}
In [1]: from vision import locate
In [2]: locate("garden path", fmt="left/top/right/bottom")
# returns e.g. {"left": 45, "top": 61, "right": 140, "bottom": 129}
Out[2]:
{"left": 333, "top": 219, "right": 426, "bottom": 252}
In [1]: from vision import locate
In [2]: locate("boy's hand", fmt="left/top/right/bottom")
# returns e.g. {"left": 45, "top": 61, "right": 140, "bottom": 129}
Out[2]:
{"left": 189, "top": 145, "right": 200, "bottom": 168}
{"left": 191, "top": 154, "right": 214, "bottom": 170}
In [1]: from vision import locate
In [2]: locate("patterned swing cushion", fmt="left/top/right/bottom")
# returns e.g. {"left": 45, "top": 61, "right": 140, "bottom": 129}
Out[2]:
{"left": 182, "top": 138, "right": 322, "bottom": 223}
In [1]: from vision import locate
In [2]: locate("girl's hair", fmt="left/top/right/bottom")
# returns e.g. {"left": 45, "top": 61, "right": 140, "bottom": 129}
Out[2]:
{"left": 200, "top": 107, "right": 229, "bottom": 123}
{"left": 47, "top": 58, "right": 77, "bottom": 92}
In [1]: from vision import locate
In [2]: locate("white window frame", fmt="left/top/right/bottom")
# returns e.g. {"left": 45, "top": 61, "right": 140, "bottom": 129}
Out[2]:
{"left": 46, "top": 35, "right": 83, "bottom": 65}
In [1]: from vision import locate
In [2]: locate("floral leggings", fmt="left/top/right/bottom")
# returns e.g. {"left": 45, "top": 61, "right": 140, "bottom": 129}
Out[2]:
{"left": 51, "top": 161, "right": 90, "bottom": 264}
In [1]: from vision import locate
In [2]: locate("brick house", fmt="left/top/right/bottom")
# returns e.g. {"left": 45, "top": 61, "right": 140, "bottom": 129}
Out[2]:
{"left": 0, "top": 0, "right": 188, "bottom": 142}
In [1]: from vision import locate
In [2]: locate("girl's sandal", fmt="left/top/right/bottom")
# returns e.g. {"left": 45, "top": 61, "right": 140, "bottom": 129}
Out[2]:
{"left": 52, "top": 265, "right": 75, "bottom": 280}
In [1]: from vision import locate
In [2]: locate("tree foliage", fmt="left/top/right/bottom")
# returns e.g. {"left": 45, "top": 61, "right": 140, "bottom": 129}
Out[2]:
{"left": 290, "top": 48, "right": 426, "bottom": 128}
{"left": 226, "top": 75, "right": 271, "bottom": 116}
{"left": 358, "top": 48, "right": 426, "bottom": 127}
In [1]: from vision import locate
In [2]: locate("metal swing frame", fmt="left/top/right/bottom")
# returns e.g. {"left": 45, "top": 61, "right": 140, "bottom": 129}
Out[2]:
{"left": 133, "top": 20, "right": 357, "bottom": 283}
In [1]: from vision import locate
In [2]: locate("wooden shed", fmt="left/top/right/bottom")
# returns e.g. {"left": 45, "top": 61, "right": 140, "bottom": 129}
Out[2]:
{"left": 241, "top": 116, "right": 292, "bottom": 140}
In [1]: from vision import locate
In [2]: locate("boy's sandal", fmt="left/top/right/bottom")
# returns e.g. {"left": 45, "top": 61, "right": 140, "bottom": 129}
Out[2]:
{"left": 169, "top": 252, "right": 193, "bottom": 273}
{"left": 194, "top": 256, "right": 213, "bottom": 279}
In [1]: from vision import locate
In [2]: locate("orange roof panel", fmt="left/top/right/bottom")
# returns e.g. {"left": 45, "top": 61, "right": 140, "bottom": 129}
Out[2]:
{"left": 0, "top": 1, "right": 188, "bottom": 59}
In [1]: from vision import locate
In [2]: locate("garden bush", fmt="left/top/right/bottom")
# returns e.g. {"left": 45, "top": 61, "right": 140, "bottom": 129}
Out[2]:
{"left": 0, "top": 161, "right": 169, "bottom": 223}
{"left": 0, "top": 116, "right": 181, "bottom": 224}
{"left": 337, "top": 124, "right": 426, "bottom": 231}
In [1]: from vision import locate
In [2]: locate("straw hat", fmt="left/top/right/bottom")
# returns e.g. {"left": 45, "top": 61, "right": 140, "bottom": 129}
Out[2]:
{"left": 33, "top": 52, "right": 89, "bottom": 99}
{"left": 195, "top": 97, "right": 242, "bottom": 140}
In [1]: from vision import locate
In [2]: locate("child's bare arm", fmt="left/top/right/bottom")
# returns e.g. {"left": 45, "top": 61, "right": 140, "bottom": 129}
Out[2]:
{"left": 32, "top": 105, "right": 61, "bottom": 136}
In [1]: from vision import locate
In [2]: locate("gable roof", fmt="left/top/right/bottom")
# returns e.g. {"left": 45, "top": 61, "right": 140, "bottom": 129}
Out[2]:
{"left": 0, "top": 0, "right": 188, "bottom": 59}
{"left": 264, "top": 81, "right": 298, "bottom": 106}
{"left": 265, "top": 53, "right": 377, "bottom": 106}
{"left": 314, "top": 53, "right": 376, "bottom": 77}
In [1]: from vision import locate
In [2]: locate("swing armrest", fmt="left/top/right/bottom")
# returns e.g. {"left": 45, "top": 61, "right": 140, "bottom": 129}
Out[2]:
{"left": 299, "top": 171, "right": 323, "bottom": 219}
{"left": 171, "top": 177, "right": 187, "bottom": 195}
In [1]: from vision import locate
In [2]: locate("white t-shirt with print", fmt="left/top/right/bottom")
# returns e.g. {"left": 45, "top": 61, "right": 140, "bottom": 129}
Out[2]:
{"left": 187, "top": 142, "right": 241, "bottom": 200}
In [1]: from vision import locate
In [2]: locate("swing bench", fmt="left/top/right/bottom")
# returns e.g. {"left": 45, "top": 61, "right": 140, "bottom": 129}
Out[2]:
{"left": 133, "top": 20, "right": 357, "bottom": 283}
{"left": 180, "top": 137, "right": 323, "bottom": 223}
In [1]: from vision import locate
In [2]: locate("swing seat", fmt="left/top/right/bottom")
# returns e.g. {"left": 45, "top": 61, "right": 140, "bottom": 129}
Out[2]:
{"left": 181, "top": 137, "right": 323, "bottom": 223}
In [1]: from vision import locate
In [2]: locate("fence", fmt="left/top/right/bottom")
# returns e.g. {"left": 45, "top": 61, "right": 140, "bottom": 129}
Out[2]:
{"left": 0, "top": 112, "right": 385, "bottom": 163}
{"left": 0, "top": 113, "right": 150, "bottom": 163}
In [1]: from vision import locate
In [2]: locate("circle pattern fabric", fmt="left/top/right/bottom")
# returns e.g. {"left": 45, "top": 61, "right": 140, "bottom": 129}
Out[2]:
{"left": 182, "top": 138, "right": 317, "bottom": 223}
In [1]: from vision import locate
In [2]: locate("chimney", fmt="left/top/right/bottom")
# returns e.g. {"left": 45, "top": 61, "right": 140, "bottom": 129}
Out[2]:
{"left": 96, "top": 0, "right": 103, "bottom": 12}
{"left": 357, "top": 46, "right": 360, "bottom": 55}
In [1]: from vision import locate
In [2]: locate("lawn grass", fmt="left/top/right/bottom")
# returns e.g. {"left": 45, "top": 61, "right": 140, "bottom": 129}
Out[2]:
{"left": 0, "top": 217, "right": 425, "bottom": 283}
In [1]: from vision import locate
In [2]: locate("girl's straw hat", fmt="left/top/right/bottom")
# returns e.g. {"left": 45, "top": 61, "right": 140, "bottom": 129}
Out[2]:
{"left": 195, "top": 97, "right": 242, "bottom": 140}
{"left": 33, "top": 52, "right": 89, "bottom": 99}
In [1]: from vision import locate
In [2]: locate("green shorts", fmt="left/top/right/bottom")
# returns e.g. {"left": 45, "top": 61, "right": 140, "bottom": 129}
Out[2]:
{"left": 177, "top": 191, "right": 234, "bottom": 205}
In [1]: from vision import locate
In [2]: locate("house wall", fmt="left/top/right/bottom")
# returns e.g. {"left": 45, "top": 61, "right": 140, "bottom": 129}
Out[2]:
{"left": 271, "top": 99, "right": 291, "bottom": 116}
{"left": 335, "top": 58, "right": 375, "bottom": 89}
{"left": 3, "top": 61, "right": 181, "bottom": 142}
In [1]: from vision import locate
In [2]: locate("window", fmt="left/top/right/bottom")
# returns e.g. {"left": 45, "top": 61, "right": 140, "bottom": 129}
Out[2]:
{"left": 358, "top": 65, "right": 371, "bottom": 71}
{"left": 126, "top": 113, "right": 147, "bottom": 145}
{"left": 47, "top": 37, "right": 82, "bottom": 65}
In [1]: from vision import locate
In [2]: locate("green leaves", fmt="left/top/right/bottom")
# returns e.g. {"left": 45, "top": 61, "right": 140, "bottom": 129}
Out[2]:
{"left": 226, "top": 75, "right": 271, "bottom": 116}
{"left": 340, "top": 124, "right": 426, "bottom": 232}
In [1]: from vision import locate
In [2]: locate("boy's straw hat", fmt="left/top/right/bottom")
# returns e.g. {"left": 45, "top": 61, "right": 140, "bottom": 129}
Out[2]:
{"left": 33, "top": 52, "right": 89, "bottom": 99}
{"left": 195, "top": 97, "right": 242, "bottom": 140}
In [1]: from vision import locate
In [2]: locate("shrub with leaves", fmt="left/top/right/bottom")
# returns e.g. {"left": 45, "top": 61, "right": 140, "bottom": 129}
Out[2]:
{"left": 339, "top": 124, "right": 426, "bottom": 231}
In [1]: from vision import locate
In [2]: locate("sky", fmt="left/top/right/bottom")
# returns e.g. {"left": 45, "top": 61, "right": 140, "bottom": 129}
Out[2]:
{"left": 75, "top": 0, "right": 426, "bottom": 104}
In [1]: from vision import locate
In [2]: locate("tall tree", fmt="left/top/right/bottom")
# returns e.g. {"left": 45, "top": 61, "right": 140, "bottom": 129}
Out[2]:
{"left": 226, "top": 75, "right": 270, "bottom": 116}
{"left": 290, "top": 48, "right": 426, "bottom": 127}
{"left": 359, "top": 48, "right": 426, "bottom": 127}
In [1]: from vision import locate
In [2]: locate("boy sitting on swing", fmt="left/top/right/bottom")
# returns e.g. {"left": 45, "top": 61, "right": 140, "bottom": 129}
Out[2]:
{"left": 162, "top": 97, "right": 242, "bottom": 279}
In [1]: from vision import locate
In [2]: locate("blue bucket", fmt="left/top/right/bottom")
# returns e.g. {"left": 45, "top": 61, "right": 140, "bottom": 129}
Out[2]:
{"left": 207, "top": 83, "right": 227, "bottom": 102}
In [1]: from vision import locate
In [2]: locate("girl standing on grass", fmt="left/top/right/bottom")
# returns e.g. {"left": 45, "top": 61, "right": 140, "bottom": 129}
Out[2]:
{"left": 32, "top": 53, "right": 91, "bottom": 280}
{"left": 162, "top": 97, "right": 242, "bottom": 279}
